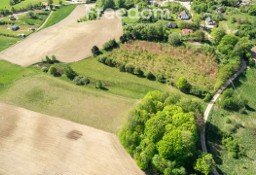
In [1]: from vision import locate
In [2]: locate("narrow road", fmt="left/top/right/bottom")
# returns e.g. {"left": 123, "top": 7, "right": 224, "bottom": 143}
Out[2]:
{"left": 201, "top": 59, "right": 247, "bottom": 175}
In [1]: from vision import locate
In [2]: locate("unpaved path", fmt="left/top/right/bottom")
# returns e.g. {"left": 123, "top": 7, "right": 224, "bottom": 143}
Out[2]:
{"left": 201, "top": 60, "right": 247, "bottom": 175}
{"left": 0, "top": 103, "right": 144, "bottom": 175}
{"left": 0, "top": 4, "right": 123, "bottom": 66}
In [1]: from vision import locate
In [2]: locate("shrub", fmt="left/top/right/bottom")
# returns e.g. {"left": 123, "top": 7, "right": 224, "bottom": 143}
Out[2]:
{"left": 91, "top": 45, "right": 102, "bottom": 57}
{"left": 97, "top": 55, "right": 107, "bottom": 63}
{"left": 176, "top": 77, "right": 190, "bottom": 93}
{"left": 49, "top": 66, "right": 57, "bottom": 76}
{"left": 133, "top": 67, "right": 144, "bottom": 77}
{"left": 145, "top": 72, "right": 156, "bottom": 80}
{"left": 168, "top": 33, "right": 182, "bottom": 46}
{"left": 95, "top": 80, "right": 104, "bottom": 89}
{"left": 156, "top": 74, "right": 166, "bottom": 83}
{"left": 73, "top": 76, "right": 90, "bottom": 85}
{"left": 125, "top": 64, "right": 135, "bottom": 73}
{"left": 103, "top": 39, "right": 119, "bottom": 51}
{"left": 64, "top": 66, "right": 77, "bottom": 80}
{"left": 118, "top": 64, "right": 126, "bottom": 72}
{"left": 41, "top": 66, "right": 48, "bottom": 73}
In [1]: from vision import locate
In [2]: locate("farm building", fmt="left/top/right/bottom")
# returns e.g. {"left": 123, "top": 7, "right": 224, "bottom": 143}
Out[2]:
{"left": 167, "top": 22, "right": 178, "bottom": 28}
{"left": 178, "top": 10, "right": 190, "bottom": 20}
{"left": 180, "top": 29, "right": 193, "bottom": 35}
{"left": 11, "top": 25, "right": 19, "bottom": 31}
{"left": 205, "top": 17, "right": 215, "bottom": 25}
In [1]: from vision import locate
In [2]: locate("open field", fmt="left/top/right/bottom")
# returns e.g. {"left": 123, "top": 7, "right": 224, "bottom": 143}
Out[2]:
{"left": 102, "top": 41, "right": 218, "bottom": 91}
{"left": 41, "top": 5, "right": 76, "bottom": 29}
{"left": 0, "top": 36, "right": 20, "bottom": 51}
{"left": 0, "top": 74, "right": 135, "bottom": 133}
{"left": 0, "top": 103, "right": 144, "bottom": 175}
{"left": 207, "top": 68, "right": 256, "bottom": 174}
{"left": 0, "top": 4, "right": 123, "bottom": 66}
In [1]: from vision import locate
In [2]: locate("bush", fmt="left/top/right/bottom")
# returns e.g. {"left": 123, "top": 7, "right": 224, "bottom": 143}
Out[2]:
{"left": 133, "top": 67, "right": 144, "bottom": 77}
{"left": 95, "top": 80, "right": 104, "bottom": 89}
{"left": 118, "top": 64, "right": 126, "bottom": 72}
{"left": 49, "top": 66, "right": 57, "bottom": 76}
{"left": 125, "top": 64, "right": 135, "bottom": 73}
{"left": 91, "top": 45, "right": 102, "bottom": 57}
{"left": 145, "top": 72, "right": 156, "bottom": 80}
{"left": 41, "top": 66, "right": 48, "bottom": 73}
{"left": 156, "top": 74, "right": 166, "bottom": 83}
{"left": 64, "top": 66, "right": 77, "bottom": 80}
{"left": 73, "top": 76, "right": 90, "bottom": 86}
{"left": 168, "top": 33, "right": 182, "bottom": 46}
{"left": 103, "top": 39, "right": 119, "bottom": 51}
{"left": 176, "top": 77, "right": 190, "bottom": 93}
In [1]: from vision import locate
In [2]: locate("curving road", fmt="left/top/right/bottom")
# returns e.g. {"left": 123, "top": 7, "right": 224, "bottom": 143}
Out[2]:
{"left": 200, "top": 59, "right": 247, "bottom": 175}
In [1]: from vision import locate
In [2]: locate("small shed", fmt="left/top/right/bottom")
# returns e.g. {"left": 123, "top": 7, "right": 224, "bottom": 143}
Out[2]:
{"left": 11, "top": 25, "right": 19, "bottom": 31}
{"left": 9, "top": 15, "right": 16, "bottom": 21}
{"left": 178, "top": 10, "right": 190, "bottom": 20}
{"left": 167, "top": 22, "right": 178, "bottom": 28}
{"left": 205, "top": 17, "right": 215, "bottom": 25}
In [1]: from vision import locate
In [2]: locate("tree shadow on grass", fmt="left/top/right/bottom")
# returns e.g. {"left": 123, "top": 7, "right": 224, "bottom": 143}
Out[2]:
{"left": 206, "top": 122, "right": 225, "bottom": 175}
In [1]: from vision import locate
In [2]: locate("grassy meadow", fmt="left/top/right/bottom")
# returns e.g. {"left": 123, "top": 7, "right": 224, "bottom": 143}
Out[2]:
{"left": 0, "top": 58, "right": 200, "bottom": 133}
{"left": 0, "top": 36, "right": 20, "bottom": 51}
{"left": 207, "top": 68, "right": 256, "bottom": 175}
{"left": 42, "top": 4, "right": 76, "bottom": 29}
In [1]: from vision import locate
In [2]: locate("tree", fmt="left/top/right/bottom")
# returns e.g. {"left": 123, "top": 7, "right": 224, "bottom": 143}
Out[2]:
{"left": 211, "top": 28, "right": 226, "bottom": 45}
{"left": 64, "top": 66, "right": 77, "bottom": 80}
{"left": 48, "top": 0, "right": 53, "bottom": 6}
{"left": 233, "top": 37, "right": 253, "bottom": 60}
{"left": 217, "top": 34, "right": 239, "bottom": 56}
{"left": 91, "top": 45, "right": 102, "bottom": 57}
{"left": 49, "top": 66, "right": 57, "bottom": 76}
{"left": 176, "top": 77, "right": 190, "bottom": 93}
{"left": 169, "top": 33, "right": 182, "bottom": 46}
{"left": 194, "top": 154, "right": 216, "bottom": 175}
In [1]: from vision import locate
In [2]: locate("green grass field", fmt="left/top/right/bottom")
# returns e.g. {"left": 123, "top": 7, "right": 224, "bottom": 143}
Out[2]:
{"left": 0, "top": 59, "right": 201, "bottom": 133}
{"left": 207, "top": 68, "right": 256, "bottom": 175}
{"left": 42, "top": 5, "right": 76, "bottom": 29}
{"left": 71, "top": 57, "right": 185, "bottom": 99}
{"left": 0, "top": 36, "right": 20, "bottom": 51}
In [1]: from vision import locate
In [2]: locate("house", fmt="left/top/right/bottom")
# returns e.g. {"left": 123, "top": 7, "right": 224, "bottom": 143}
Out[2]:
{"left": 167, "top": 22, "right": 178, "bottom": 28}
{"left": 180, "top": 29, "right": 193, "bottom": 35}
{"left": 11, "top": 25, "right": 19, "bottom": 31}
{"left": 216, "top": 7, "right": 225, "bottom": 13}
{"left": 150, "top": 0, "right": 158, "bottom": 6}
{"left": 205, "top": 17, "right": 215, "bottom": 25}
{"left": 178, "top": 10, "right": 190, "bottom": 20}
{"left": 9, "top": 15, "right": 16, "bottom": 21}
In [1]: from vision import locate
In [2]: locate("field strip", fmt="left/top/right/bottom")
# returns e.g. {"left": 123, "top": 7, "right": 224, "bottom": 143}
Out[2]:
{"left": 0, "top": 103, "right": 144, "bottom": 175}
{"left": 0, "top": 4, "right": 123, "bottom": 66}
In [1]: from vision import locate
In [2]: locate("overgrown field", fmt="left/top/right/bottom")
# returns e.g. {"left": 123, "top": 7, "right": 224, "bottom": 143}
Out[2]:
{"left": 207, "top": 68, "right": 256, "bottom": 175}
{"left": 100, "top": 41, "right": 218, "bottom": 92}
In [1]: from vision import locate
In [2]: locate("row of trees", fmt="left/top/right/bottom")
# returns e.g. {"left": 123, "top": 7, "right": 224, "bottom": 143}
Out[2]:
{"left": 211, "top": 28, "right": 254, "bottom": 89}
{"left": 119, "top": 91, "right": 215, "bottom": 175}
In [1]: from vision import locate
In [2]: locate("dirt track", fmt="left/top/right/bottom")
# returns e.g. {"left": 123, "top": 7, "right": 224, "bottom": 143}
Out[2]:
{"left": 0, "top": 103, "right": 144, "bottom": 175}
{"left": 0, "top": 4, "right": 123, "bottom": 66}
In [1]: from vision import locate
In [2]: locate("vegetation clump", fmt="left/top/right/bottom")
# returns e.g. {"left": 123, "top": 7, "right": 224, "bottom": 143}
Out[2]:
{"left": 119, "top": 91, "right": 205, "bottom": 174}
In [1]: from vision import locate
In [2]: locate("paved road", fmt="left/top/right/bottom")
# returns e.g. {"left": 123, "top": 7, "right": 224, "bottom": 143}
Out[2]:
{"left": 201, "top": 59, "right": 247, "bottom": 175}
